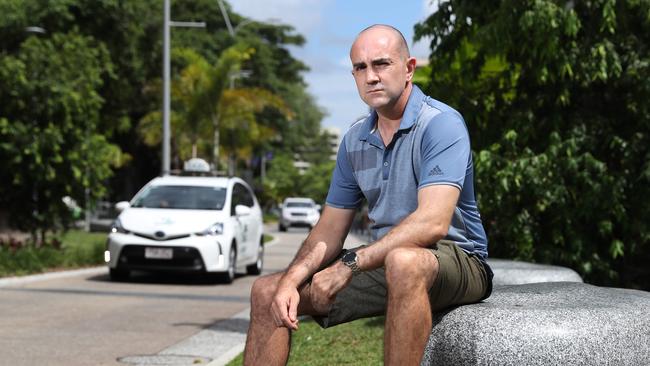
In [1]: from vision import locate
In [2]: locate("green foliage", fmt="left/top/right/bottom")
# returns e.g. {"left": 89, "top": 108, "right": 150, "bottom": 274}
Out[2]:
{"left": 0, "top": 0, "right": 326, "bottom": 234}
{"left": 138, "top": 44, "right": 294, "bottom": 173}
{"left": 0, "top": 31, "right": 122, "bottom": 237}
{"left": 261, "top": 154, "right": 335, "bottom": 205}
{"left": 299, "top": 160, "right": 337, "bottom": 204}
{"left": 263, "top": 154, "right": 301, "bottom": 203}
{"left": 415, "top": 0, "right": 650, "bottom": 288}
{"left": 0, "top": 246, "right": 63, "bottom": 277}
{"left": 59, "top": 229, "right": 106, "bottom": 267}
{"left": 0, "top": 230, "right": 106, "bottom": 277}
{"left": 1, "top": 0, "right": 324, "bottom": 205}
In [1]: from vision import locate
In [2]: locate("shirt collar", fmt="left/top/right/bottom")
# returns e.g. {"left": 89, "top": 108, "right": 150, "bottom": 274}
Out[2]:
{"left": 359, "top": 84, "right": 425, "bottom": 142}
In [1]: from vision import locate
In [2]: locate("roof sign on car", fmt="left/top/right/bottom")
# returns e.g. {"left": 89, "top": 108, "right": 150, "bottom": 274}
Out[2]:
{"left": 183, "top": 158, "right": 211, "bottom": 173}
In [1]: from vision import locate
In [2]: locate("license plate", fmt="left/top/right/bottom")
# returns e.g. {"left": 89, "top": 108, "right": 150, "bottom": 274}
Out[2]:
{"left": 145, "top": 247, "right": 173, "bottom": 259}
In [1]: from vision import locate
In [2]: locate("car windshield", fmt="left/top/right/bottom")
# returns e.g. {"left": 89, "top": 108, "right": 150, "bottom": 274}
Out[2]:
{"left": 286, "top": 202, "right": 313, "bottom": 208}
{"left": 131, "top": 185, "right": 227, "bottom": 210}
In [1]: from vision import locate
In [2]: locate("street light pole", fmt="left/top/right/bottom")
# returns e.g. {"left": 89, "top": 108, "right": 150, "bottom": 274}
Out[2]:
{"left": 162, "top": 0, "right": 205, "bottom": 176}
{"left": 162, "top": 0, "right": 171, "bottom": 176}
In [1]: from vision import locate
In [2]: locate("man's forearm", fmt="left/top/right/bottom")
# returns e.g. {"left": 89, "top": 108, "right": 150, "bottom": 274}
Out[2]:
{"left": 281, "top": 233, "right": 346, "bottom": 287}
{"left": 356, "top": 210, "right": 447, "bottom": 271}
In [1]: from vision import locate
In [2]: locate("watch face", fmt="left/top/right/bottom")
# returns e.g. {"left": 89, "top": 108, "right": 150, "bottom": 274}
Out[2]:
{"left": 342, "top": 251, "right": 357, "bottom": 264}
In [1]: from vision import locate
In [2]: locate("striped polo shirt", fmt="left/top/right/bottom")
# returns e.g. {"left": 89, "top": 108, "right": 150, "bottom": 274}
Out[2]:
{"left": 326, "top": 85, "right": 488, "bottom": 259}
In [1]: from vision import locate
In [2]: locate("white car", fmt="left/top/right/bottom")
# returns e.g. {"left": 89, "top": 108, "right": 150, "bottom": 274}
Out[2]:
{"left": 278, "top": 197, "right": 321, "bottom": 232}
{"left": 105, "top": 175, "right": 264, "bottom": 283}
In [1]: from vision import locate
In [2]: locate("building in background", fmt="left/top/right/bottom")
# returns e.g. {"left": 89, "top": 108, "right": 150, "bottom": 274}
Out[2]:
{"left": 323, "top": 127, "right": 340, "bottom": 161}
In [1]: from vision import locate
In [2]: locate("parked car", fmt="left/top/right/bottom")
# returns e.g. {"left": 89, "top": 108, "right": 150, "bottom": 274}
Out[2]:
{"left": 278, "top": 197, "right": 321, "bottom": 232}
{"left": 105, "top": 174, "right": 264, "bottom": 283}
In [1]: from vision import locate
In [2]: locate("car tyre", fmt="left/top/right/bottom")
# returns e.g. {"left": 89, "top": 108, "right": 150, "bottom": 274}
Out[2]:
{"left": 279, "top": 223, "right": 287, "bottom": 232}
{"left": 109, "top": 268, "right": 130, "bottom": 282}
{"left": 246, "top": 239, "right": 264, "bottom": 275}
{"left": 217, "top": 245, "right": 237, "bottom": 284}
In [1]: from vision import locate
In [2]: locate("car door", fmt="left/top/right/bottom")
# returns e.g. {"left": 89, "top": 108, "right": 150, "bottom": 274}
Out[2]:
{"left": 231, "top": 183, "right": 254, "bottom": 261}
{"left": 229, "top": 184, "right": 245, "bottom": 262}
{"left": 240, "top": 184, "right": 262, "bottom": 258}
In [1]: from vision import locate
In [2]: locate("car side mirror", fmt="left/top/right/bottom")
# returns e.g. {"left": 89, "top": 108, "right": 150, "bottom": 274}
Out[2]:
{"left": 315, "top": 204, "right": 322, "bottom": 212}
{"left": 235, "top": 204, "right": 251, "bottom": 216}
{"left": 115, "top": 201, "right": 130, "bottom": 213}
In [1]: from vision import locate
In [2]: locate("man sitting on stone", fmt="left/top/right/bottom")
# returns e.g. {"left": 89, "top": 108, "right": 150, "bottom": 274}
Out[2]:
{"left": 243, "top": 24, "right": 493, "bottom": 365}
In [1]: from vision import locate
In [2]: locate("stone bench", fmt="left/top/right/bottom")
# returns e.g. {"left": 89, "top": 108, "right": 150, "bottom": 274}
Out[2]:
{"left": 421, "top": 281, "right": 650, "bottom": 365}
{"left": 488, "top": 258, "right": 583, "bottom": 285}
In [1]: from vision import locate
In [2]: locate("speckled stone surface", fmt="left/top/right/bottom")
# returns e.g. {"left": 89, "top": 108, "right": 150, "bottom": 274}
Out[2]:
{"left": 488, "top": 259, "right": 583, "bottom": 285}
{"left": 421, "top": 282, "right": 650, "bottom": 366}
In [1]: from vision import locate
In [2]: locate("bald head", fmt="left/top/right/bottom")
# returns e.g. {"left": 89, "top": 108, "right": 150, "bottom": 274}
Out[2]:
{"left": 351, "top": 24, "right": 410, "bottom": 60}
{"left": 348, "top": 24, "right": 416, "bottom": 114}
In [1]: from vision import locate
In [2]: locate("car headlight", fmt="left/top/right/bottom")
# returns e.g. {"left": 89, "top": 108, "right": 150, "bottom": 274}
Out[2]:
{"left": 197, "top": 223, "right": 224, "bottom": 236}
{"left": 110, "top": 218, "right": 129, "bottom": 234}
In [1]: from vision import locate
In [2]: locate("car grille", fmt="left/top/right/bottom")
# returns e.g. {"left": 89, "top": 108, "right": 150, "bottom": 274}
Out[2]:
{"left": 117, "top": 245, "right": 205, "bottom": 272}
{"left": 291, "top": 212, "right": 307, "bottom": 217}
{"left": 132, "top": 231, "right": 191, "bottom": 241}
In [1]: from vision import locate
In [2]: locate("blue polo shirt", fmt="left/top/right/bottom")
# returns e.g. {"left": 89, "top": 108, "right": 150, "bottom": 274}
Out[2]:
{"left": 326, "top": 85, "right": 488, "bottom": 259}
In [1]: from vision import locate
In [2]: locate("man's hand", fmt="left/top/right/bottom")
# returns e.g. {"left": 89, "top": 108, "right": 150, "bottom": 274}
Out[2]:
{"left": 310, "top": 262, "right": 353, "bottom": 314}
{"left": 270, "top": 285, "right": 300, "bottom": 331}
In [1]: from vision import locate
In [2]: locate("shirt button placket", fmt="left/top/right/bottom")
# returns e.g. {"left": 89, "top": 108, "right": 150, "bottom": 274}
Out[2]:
{"left": 382, "top": 152, "right": 390, "bottom": 180}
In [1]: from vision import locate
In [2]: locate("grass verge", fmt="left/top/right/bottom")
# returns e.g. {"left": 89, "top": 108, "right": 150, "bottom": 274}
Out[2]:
{"left": 0, "top": 230, "right": 106, "bottom": 277}
{"left": 226, "top": 316, "right": 385, "bottom": 365}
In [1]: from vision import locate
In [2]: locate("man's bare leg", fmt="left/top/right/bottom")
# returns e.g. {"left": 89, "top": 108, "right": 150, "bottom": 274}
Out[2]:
{"left": 244, "top": 273, "right": 323, "bottom": 366}
{"left": 384, "top": 247, "right": 439, "bottom": 365}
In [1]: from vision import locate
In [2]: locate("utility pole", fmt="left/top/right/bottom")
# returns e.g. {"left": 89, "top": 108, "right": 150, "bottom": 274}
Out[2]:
{"left": 162, "top": 0, "right": 205, "bottom": 176}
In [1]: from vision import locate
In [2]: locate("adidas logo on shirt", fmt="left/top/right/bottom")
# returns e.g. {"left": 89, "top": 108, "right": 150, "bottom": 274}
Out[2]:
{"left": 429, "top": 165, "right": 444, "bottom": 176}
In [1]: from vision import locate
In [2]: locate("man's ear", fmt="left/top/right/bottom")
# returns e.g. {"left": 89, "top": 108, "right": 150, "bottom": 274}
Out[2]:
{"left": 405, "top": 57, "right": 417, "bottom": 81}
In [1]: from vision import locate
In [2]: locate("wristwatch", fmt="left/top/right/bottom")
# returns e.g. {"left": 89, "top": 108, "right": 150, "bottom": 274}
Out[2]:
{"left": 341, "top": 249, "right": 362, "bottom": 275}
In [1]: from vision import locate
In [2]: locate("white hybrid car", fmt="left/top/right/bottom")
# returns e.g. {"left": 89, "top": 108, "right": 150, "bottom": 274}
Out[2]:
{"left": 105, "top": 175, "right": 264, "bottom": 283}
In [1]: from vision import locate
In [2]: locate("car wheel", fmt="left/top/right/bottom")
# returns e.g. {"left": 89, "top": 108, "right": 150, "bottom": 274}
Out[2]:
{"left": 279, "top": 223, "right": 287, "bottom": 232}
{"left": 109, "top": 268, "right": 130, "bottom": 282}
{"left": 246, "top": 239, "right": 264, "bottom": 275}
{"left": 217, "top": 245, "right": 237, "bottom": 284}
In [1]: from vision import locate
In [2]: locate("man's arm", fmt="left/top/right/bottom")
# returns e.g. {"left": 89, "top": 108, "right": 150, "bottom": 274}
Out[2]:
{"left": 281, "top": 205, "right": 356, "bottom": 287}
{"left": 356, "top": 184, "right": 459, "bottom": 271}
{"left": 270, "top": 205, "right": 356, "bottom": 330}
{"left": 305, "top": 184, "right": 459, "bottom": 319}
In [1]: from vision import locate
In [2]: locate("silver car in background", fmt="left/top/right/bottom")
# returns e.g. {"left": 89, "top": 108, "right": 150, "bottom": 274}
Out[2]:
{"left": 278, "top": 197, "right": 321, "bottom": 232}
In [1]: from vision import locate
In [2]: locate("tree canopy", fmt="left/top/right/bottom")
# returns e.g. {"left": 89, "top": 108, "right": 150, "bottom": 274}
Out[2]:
{"left": 0, "top": 31, "right": 122, "bottom": 239}
{"left": 0, "top": 0, "right": 329, "bottom": 237}
{"left": 415, "top": 0, "right": 650, "bottom": 289}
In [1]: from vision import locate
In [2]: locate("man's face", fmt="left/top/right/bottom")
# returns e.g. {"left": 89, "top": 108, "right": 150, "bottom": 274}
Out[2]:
{"left": 350, "top": 29, "right": 413, "bottom": 111}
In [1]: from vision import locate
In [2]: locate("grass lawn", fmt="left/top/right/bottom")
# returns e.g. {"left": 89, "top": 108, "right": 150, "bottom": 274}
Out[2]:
{"left": 227, "top": 316, "right": 385, "bottom": 365}
{"left": 0, "top": 230, "right": 106, "bottom": 277}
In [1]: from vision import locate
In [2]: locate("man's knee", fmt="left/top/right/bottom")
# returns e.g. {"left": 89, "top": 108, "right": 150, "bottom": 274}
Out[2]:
{"left": 250, "top": 273, "right": 281, "bottom": 311}
{"left": 384, "top": 247, "right": 438, "bottom": 290}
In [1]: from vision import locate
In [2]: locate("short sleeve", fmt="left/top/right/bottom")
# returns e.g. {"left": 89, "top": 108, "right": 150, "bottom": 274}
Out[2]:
{"left": 325, "top": 138, "right": 363, "bottom": 209}
{"left": 419, "top": 111, "right": 470, "bottom": 190}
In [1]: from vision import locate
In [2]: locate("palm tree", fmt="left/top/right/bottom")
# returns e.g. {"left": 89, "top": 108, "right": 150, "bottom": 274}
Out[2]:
{"left": 138, "top": 43, "right": 291, "bottom": 170}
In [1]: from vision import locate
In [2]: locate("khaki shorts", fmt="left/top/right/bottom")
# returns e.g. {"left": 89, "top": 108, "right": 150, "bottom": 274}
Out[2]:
{"left": 313, "top": 241, "right": 492, "bottom": 328}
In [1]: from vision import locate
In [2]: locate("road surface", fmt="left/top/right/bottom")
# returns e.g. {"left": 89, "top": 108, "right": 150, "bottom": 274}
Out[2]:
{"left": 0, "top": 225, "right": 361, "bottom": 365}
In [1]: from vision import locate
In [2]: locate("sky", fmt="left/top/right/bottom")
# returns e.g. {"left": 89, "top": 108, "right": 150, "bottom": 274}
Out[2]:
{"left": 230, "top": 0, "right": 437, "bottom": 135}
